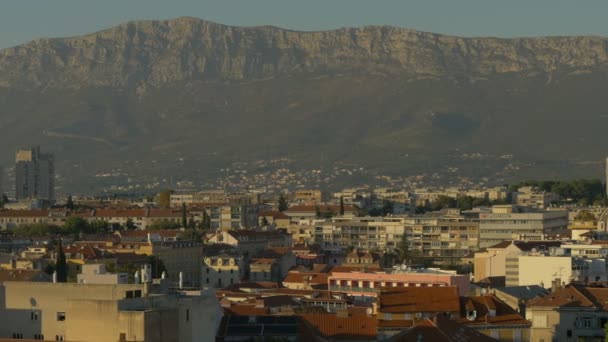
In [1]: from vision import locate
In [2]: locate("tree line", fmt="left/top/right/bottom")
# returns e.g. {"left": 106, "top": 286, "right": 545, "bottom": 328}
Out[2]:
{"left": 511, "top": 178, "right": 606, "bottom": 206}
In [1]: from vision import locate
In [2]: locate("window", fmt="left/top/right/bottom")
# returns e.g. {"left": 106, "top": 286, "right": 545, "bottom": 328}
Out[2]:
{"left": 134, "top": 290, "right": 142, "bottom": 298}
{"left": 119, "top": 333, "right": 126, "bottom": 341}
{"left": 583, "top": 317, "right": 592, "bottom": 328}
{"left": 12, "top": 333, "right": 23, "bottom": 339}
{"left": 31, "top": 312, "right": 38, "bottom": 320}
{"left": 56, "top": 312, "right": 66, "bottom": 321}
{"left": 34, "top": 334, "right": 44, "bottom": 340}
{"left": 186, "top": 309, "right": 190, "bottom": 322}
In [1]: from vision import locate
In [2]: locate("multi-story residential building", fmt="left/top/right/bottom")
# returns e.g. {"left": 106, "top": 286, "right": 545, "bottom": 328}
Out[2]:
{"left": 474, "top": 240, "right": 562, "bottom": 282}
{"left": 170, "top": 191, "right": 260, "bottom": 207}
{"left": 202, "top": 253, "right": 242, "bottom": 288}
{"left": 291, "top": 190, "right": 322, "bottom": 204}
{"left": 205, "top": 230, "right": 293, "bottom": 257}
{"left": 191, "top": 204, "right": 258, "bottom": 230}
{"left": 74, "top": 240, "right": 203, "bottom": 287}
{"left": 0, "top": 280, "right": 222, "bottom": 342}
{"left": 249, "top": 248, "right": 296, "bottom": 282}
{"left": 513, "top": 186, "right": 560, "bottom": 209}
{"left": 283, "top": 204, "right": 356, "bottom": 220}
{"left": 257, "top": 211, "right": 290, "bottom": 229}
{"left": 249, "top": 258, "right": 279, "bottom": 282}
{"left": 314, "top": 212, "right": 479, "bottom": 262}
{"left": 0, "top": 206, "right": 259, "bottom": 231}
{"left": 473, "top": 205, "right": 568, "bottom": 248}
{"left": 328, "top": 268, "right": 470, "bottom": 298}
{"left": 506, "top": 254, "right": 608, "bottom": 288}
{"left": 527, "top": 282, "right": 608, "bottom": 342}
{"left": 15, "top": 146, "right": 55, "bottom": 201}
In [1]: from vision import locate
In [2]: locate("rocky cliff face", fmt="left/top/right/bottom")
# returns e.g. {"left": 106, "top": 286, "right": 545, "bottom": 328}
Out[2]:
{"left": 1, "top": 17, "right": 607, "bottom": 89}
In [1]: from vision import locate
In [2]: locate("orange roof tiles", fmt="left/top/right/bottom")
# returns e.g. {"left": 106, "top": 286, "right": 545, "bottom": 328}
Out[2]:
{"left": 258, "top": 211, "right": 290, "bottom": 220}
{"left": 301, "top": 313, "right": 377, "bottom": 340}
{"left": 458, "top": 295, "right": 530, "bottom": 327}
{"left": 282, "top": 272, "right": 329, "bottom": 285}
{"left": 527, "top": 284, "right": 608, "bottom": 310}
{"left": 389, "top": 315, "right": 497, "bottom": 342}
{"left": 379, "top": 287, "right": 461, "bottom": 314}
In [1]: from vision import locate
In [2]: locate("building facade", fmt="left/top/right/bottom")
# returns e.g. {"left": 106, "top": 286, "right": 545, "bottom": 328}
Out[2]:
{"left": 15, "top": 146, "right": 55, "bottom": 201}
{"left": 0, "top": 281, "right": 221, "bottom": 342}
{"left": 476, "top": 205, "right": 568, "bottom": 248}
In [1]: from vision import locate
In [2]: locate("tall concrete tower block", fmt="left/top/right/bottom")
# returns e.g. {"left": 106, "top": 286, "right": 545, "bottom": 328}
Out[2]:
{"left": 15, "top": 146, "right": 55, "bottom": 201}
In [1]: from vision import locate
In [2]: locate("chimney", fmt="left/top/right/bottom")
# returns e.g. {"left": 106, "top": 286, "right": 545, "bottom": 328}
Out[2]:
{"left": 551, "top": 278, "right": 561, "bottom": 292}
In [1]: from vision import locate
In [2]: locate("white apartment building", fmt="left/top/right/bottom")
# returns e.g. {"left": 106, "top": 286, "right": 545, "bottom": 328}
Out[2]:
{"left": 314, "top": 212, "right": 479, "bottom": 261}
{"left": 476, "top": 205, "right": 568, "bottom": 248}
{"left": 506, "top": 254, "right": 608, "bottom": 288}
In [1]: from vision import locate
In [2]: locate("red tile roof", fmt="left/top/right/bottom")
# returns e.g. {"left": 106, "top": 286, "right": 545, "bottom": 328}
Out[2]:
{"left": 527, "top": 284, "right": 608, "bottom": 310}
{"left": 258, "top": 211, "right": 290, "bottom": 220}
{"left": 458, "top": 295, "right": 530, "bottom": 327}
{"left": 282, "top": 271, "right": 329, "bottom": 285}
{"left": 388, "top": 315, "right": 498, "bottom": 342}
{"left": 301, "top": 313, "right": 377, "bottom": 340}
{"left": 379, "top": 287, "right": 461, "bottom": 314}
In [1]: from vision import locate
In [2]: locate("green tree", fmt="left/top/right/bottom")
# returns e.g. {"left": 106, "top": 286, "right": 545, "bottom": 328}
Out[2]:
{"left": 188, "top": 217, "right": 196, "bottom": 229}
{"left": 89, "top": 220, "right": 109, "bottom": 233}
{"left": 148, "top": 255, "right": 167, "bottom": 279}
{"left": 201, "top": 210, "right": 211, "bottom": 230}
{"left": 261, "top": 216, "right": 270, "bottom": 227}
{"left": 431, "top": 196, "right": 457, "bottom": 211}
{"left": 382, "top": 200, "right": 393, "bottom": 216}
{"left": 0, "top": 194, "right": 8, "bottom": 208}
{"left": 396, "top": 233, "right": 411, "bottom": 263}
{"left": 149, "top": 219, "right": 181, "bottom": 230}
{"left": 315, "top": 205, "right": 321, "bottom": 218}
{"left": 178, "top": 229, "right": 202, "bottom": 242}
{"left": 63, "top": 217, "right": 93, "bottom": 234}
{"left": 278, "top": 194, "right": 288, "bottom": 212}
{"left": 181, "top": 202, "right": 188, "bottom": 228}
{"left": 44, "top": 263, "right": 56, "bottom": 276}
{"left": 56, "top": 240, "right": 68, "bottom": 283}
{"left": 575, "top": 210, "right": 597, "bottom": 222}
{"left": 66, "top": 195, "right": 75, "bottom": 210}
{"left": 339, "top": 197, "right": 345, "bottom": 216}
{"left": 125, "top": 218, "right": 137, "bottom": 230}
{"left": 456, "top": 196, "right": 474, "bottom": 211}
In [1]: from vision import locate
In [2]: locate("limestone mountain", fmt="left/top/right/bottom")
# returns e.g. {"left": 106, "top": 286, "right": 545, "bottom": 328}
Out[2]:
{"left": 0, "top": 17, "right": 607, "bottom": 192}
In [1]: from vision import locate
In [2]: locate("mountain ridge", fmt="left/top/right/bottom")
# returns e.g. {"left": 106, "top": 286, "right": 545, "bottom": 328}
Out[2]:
{"left": 1, "top": 16, "right": 607, "bottom": 90}
{"left": 0, "top": 17, "right": 608, "bottom": 193}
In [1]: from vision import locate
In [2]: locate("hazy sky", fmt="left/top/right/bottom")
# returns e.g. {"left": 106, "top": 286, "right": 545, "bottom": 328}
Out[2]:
{"left": 1, "top": 0, "right": 608, "bottom": 49}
